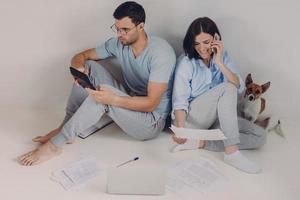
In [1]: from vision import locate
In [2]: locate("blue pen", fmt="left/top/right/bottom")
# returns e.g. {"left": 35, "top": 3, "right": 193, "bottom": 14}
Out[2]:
{"left": 116, "top": 157, "right": 139, "bottom": 168}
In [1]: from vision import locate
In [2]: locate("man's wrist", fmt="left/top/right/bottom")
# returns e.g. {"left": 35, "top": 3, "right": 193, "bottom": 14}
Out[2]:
{"left": 111, "top": 95, "right": 121, "bottom": 107}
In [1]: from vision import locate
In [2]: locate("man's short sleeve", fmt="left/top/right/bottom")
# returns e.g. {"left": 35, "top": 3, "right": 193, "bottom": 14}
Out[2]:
{"left": 95, "top": 37, "right": 119, "bottom": 59}
{"left": 149, "top": 44, "right": 176, "bottom": 83}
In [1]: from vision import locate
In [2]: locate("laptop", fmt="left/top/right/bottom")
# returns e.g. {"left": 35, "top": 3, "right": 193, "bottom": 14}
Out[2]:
{"left": 106, "top": 165, "right": 166, "bottom": 195}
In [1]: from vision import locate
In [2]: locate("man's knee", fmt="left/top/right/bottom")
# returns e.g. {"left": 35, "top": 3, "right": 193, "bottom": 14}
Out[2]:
{"left": 130, "top": 131, "right": 160, "bottom": 141}
{"left": 85, "top": 60, "right": 99, "bottom": 68}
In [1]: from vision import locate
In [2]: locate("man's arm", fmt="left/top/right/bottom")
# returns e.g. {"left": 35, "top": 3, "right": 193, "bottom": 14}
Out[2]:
{"left": 87, "top": 82, "right": 167, "bottom": 113}
{"left": 71, "top": 48, "right": 99, "bottom": 71}
{"left": 113, "top": 82, "right": 167, "bottom": 112}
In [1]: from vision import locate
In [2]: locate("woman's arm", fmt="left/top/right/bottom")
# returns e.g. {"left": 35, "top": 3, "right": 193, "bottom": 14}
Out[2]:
{"left": 211, "top": 39, "right": 240, "bottom": 88}
{"left": 173, "top": 109, "right": 188, "bottom": 144}
{"left": 175, "top": 109, "right": 187, "bottom": 127}
{"left": 217, "top": 63, "right": 240, "bottom": 88}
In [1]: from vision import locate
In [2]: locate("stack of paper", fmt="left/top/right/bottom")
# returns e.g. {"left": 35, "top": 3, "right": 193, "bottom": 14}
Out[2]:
{"left": 51, "top": 156, "right": 103, "bottom": 190}
{"left": 170, "top": 125, "right": 227, "bottom": 140}
{"left": 166, "top": 157, "right": 227, "bottom": 199}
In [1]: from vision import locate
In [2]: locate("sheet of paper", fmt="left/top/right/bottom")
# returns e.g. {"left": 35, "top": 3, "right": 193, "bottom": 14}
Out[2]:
{"left": 51, "top": 169, "right": 75, "bottom": 190}
{"left": 51, "top": 155, "right": 103, "bottom": 190}
{"left": 170, "top": 125, "right": 227, "bottom": 140}
{"left": 166, "top": 157, "right": 227, "bottom": 199}
{"left": 62, "top": 156, "right": 100, "bottom": 184}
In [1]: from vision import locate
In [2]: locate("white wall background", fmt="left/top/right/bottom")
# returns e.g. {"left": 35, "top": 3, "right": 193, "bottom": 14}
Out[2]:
{"left": 0, "top": 0, "right": 299, "bottom": 121}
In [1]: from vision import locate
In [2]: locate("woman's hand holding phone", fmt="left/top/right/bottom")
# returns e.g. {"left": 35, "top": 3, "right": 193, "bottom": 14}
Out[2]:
{"left": 211, "top": 33, "right": 223, "bottom": 65}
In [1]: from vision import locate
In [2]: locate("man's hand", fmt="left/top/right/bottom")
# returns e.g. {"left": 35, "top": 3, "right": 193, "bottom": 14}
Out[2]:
{"left": 86, "top": 86, "right": 118, "bottom": 105}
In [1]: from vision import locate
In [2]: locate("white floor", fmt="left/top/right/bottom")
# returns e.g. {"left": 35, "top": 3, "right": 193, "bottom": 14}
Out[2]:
{"left": 1, "top": 107, "right": 299, "bottom": 200}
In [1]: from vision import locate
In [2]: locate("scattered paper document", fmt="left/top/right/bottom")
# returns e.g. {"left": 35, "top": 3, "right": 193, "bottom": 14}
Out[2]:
{"left": 170, "top": 125, "right": 227, "bottom": 140}
{"left": 51, "top": 155, "right": 104, "bottom": 190}
{"left": 166, "top": 157, "right": 227, "bottom": 199}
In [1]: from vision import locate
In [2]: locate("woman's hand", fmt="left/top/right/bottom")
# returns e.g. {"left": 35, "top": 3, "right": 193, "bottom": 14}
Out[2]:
{"left": 172, "top": 110, "right": 188, "bottom": 144}
{"left": 211, "top": 36, "right": 224, "bottom": 66}
{"left": 172, "top": 135, "right": 187, "bottom": 144}
{"left": 86, "top": 86, "right": 118, "bottom": 105}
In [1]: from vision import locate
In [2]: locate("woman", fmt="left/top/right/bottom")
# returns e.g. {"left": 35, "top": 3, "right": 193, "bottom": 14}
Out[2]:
{"left": 171, "top": 17, "right": 266, "bottom": 174}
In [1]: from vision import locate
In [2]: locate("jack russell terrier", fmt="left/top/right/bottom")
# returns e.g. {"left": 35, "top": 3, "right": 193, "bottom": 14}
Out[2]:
{"left": 240, "top": 73, "right": 271, "bottom": 128}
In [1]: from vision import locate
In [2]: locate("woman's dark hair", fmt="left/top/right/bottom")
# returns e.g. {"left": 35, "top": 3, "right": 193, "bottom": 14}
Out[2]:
{"left": 183, "top": 17, "right": 221, "bottom": 60}
{"left": 113, "top": 1, "right": 146, "bottom": 25}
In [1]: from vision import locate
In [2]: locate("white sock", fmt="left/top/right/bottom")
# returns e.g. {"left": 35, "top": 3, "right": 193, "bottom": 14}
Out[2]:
{"left": 170, "top": 139, "right": 200, "bottom": 153}
{"left": 224, "top": 151, "right": 261, "bottom": 174}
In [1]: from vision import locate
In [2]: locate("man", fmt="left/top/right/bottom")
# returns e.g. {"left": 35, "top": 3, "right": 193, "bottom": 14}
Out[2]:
{"left": 19, "top": 1, "right": 176, "bottom": 166}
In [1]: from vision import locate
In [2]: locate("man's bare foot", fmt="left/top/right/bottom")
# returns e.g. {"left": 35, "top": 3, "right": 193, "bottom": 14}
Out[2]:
{"left": 32, "top": 127, "right": 75, "bottom": 144}
{"left": 19, "top": 141, "right": 62, "bottom": 166}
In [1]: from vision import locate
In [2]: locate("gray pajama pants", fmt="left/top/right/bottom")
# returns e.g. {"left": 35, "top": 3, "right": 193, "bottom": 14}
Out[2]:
{"left": 185, "top": 82, "right": 266, "bottom": 152}
{"left": 51, "top": 60, "right": 165, "bottom": 148}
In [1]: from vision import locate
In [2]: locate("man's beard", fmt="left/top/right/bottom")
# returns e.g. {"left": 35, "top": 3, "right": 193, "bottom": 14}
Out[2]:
{"left": 119, "top": 37, "right": 136, "bottom": 46}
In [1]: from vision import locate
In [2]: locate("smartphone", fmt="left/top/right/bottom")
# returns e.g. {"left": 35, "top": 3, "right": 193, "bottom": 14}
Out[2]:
{"left": 69, "top": 67, "right": 96, "bottom": 90}
{"left": 211, "top": 33, "right": 220, "bottom": 54}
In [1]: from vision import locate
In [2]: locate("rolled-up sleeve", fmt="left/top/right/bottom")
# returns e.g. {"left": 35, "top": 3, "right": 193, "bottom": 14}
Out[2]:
{"left": 223, "top": 51, "right": 245, "bottom": 93}
{"left": 172, "top": 57, "right": 193, "bottom": 115}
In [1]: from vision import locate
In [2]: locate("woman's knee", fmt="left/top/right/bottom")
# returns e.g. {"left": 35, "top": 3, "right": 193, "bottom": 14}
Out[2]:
{"left": 222, "top": 82, "right": 238, "bottom": 95}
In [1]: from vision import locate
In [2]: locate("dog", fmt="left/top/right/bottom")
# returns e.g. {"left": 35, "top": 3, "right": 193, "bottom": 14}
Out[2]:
{"left": 240, "top": 73, "right": 271, "bottom": 128}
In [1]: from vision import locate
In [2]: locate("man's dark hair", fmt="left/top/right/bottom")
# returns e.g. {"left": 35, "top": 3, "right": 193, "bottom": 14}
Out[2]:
{"left": 183, "top": 17, "right": 221, "bottom": 60}
{"left": 113, "top": 1, "right": 146, "bottom": 25}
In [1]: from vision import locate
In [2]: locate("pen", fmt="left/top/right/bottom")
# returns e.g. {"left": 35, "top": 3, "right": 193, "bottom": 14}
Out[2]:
{"left": 116, "top": 157, "right": 139, "bottom": 168}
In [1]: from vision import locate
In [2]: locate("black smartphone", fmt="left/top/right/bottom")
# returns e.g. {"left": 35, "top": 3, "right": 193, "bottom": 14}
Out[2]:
{"left": 69, "top": 67, "right": 96, "bottom": 90}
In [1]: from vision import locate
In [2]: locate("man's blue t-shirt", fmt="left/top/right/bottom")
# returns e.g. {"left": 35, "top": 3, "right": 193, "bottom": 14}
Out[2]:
{"left": 95, "top": 35, "right": 176, "bottom": 119}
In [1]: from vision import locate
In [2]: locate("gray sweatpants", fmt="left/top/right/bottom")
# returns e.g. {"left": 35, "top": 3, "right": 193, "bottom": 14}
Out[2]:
{"left": 185, "top": 82, "right": 266, "bottom": 152}
{"left": 51, "top": 60, "right": 165, "bottom": 148}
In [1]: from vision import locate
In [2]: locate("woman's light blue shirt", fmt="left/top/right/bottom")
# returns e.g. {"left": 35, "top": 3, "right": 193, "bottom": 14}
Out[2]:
{"left": 172, "top": 51, "right": 244, "bottom": 116}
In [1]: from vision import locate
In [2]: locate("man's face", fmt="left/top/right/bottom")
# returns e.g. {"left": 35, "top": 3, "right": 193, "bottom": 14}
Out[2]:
{"left": 114, "top": 17, "right": 142, "bottom": 45}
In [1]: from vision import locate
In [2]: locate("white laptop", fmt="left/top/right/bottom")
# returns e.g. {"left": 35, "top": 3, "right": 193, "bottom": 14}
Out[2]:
{"left": 106, "top": 165, "right": 166, "bottom": 195}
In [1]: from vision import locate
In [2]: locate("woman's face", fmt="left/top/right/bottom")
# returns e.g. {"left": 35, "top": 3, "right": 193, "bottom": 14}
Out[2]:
{"left": 194, "top": 32, "right": 214, "bottom": 60}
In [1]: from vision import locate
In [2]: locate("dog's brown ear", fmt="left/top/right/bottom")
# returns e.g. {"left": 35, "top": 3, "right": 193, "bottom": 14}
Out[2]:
{"left": 245, "top": 73, "right": 253, "bottom": 87}
{"left": 261, "top": 82, "right": 271, "bottom": 93}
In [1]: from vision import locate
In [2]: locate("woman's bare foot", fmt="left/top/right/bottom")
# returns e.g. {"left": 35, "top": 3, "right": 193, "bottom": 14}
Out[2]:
{"left": 32, "top": 127, "right": 75, "bottom": 144}
{"left": 19, "top": 141, "right": 62, "bottom": 166}
{"left": 32, "top": 128, "right": 61, "bottom": 144}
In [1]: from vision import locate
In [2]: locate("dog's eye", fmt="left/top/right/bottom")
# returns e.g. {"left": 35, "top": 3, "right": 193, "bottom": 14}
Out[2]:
{"left": 255, "top": 90, "right": 260, "bottom": 94}
{"left": 248, "top": 88, "right": 252, "bottom": 92}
